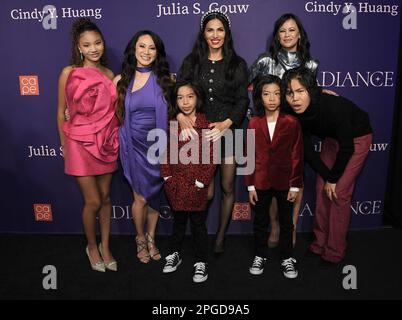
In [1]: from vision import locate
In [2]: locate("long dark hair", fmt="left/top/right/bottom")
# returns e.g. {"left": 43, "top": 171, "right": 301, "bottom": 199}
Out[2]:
{"left": 253, "top": 75, "right": 282, "bottom": 116}
{"left": 282, "top": 67, "right": 322, "bottom": 110}
{"left": 180, "top": 11, "right": 243, "bottom": 84}
{"left": 269, "top": 13, "right": 312, "bottom": 64}
{"left": 169, "top": 80, "right": 205, "bottom": 119}
{"left": 70, "top": 18, "right": 108, "bottom": 67}
{"left": 116, "top": 30, "right": 173, "bottom": 123}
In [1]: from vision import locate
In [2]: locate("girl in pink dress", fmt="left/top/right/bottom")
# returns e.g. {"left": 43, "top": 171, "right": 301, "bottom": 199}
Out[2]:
{"left": 56, "top": 18, "right": 119, "bottom": 272}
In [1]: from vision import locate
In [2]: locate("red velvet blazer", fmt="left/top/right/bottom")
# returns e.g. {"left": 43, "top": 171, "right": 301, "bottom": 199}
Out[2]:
{"left": 161, "top": 113, "right": 217, "bottom": 211}
{"left": 245, "top": 113, "right": 303, "bottom": 191}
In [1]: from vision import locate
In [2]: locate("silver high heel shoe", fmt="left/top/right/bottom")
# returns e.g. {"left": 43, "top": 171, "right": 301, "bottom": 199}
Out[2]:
{"left": 98, "top": 243, "right": 118, "bottom": 272}
{"left": 86, "top": 246, "right": 106, "bottom": 272}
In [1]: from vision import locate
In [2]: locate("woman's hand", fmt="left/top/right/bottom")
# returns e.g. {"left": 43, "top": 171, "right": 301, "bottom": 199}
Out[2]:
{"left": 322, "top": 89, "right": 339, "bottom": 96}
{"left": 248, "top": 190, "right": 258, "bottom": 205}
{"left": 205, "top": 119, "right": 233, "bottom": 142}
{"left": 177, "top": 113, "right": 198, "bottom": 140}
{"left": 324, "top": 182, "right": 338, "bottom": 202}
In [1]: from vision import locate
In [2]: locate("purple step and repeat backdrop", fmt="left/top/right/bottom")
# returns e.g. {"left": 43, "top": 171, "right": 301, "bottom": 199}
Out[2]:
{"left": 0, "top": 0, "right": 400, "bottom": 234}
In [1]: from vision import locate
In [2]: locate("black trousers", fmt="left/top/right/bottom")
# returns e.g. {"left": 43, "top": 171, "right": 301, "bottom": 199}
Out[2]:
{"left": 170, "top": 210, "right": 208, "bottom": 262}
{"left": 254, "top": 189, "right": 294, "bottom": 259}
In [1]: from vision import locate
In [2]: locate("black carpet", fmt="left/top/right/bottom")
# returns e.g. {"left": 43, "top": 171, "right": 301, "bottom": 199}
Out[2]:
{"left": 1, "top": 228, "right": 401, "bottom": 300}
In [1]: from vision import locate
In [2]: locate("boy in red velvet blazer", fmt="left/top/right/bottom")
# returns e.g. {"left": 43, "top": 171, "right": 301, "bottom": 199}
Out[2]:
{"left": 245, "top": 75, "right": 303, "bottom": 279}
{"left": 161, "top": 81, "right": 216, "bottom": 283}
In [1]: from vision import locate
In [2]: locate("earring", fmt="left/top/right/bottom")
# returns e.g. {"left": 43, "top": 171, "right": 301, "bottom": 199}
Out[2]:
{"left": 79, "top": 51, "right": 83, "bottom": 61}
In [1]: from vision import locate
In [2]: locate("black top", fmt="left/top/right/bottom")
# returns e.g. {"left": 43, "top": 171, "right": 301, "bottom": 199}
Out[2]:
{"left": 293, "top": 93, "right": 372, "bottom": 183}
{"left": 178, "top": 57, "right": 249, "bottom": 127}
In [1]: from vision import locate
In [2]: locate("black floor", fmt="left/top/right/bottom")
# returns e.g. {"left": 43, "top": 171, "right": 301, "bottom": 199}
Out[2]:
{"left": 1, "top": 228, "right": 402, "bottom": 300}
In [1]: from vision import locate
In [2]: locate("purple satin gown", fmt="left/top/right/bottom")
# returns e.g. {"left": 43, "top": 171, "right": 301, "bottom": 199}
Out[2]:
{"left": 119, "top": 72, "right": 167, "bottom": 210}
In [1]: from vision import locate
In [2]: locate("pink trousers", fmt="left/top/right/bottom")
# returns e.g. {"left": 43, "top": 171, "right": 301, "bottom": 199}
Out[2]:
{"left": 310, "top": 134, "right": 372, "bottom": 262}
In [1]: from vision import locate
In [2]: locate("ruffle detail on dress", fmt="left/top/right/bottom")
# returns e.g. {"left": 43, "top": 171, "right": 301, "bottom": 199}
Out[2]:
{"left": 63, "top": 67, "right": 119, "bottom": 163}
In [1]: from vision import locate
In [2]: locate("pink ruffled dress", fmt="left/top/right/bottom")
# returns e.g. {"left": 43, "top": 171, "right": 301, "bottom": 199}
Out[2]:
{"left": 63, "top": 67, "right": 119, "bottom": 176}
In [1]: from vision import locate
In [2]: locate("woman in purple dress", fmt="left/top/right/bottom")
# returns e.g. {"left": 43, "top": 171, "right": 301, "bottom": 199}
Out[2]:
{"left": 114, "top": 31, "right": 173, "bottom": 263}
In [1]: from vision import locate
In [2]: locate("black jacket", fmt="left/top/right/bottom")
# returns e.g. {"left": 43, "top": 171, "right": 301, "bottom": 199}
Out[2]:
{"left": 178, "top": 55, "right": 249, "bottom": 127}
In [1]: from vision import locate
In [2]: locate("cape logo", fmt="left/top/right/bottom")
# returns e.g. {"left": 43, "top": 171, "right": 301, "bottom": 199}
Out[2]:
{"left": 19, "top": 75, "right": 39, "bottom": 96}
{"left": 232, "top": 202, "right": 251, "bottom": 220}
{"left": 34, "top": 204, "right": 53, "bottom": 222}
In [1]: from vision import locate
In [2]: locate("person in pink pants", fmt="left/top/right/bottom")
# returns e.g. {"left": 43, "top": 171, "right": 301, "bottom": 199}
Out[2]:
{"left": 283, "top": 67, "right": 372, "bottom": 263}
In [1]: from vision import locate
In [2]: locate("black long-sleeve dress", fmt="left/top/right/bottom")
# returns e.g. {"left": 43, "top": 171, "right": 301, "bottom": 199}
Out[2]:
{"left": 178, "top": 55, "right": 250, "bottom": 157}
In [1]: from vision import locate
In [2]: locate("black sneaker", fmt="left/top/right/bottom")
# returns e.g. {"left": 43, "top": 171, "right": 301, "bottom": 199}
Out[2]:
{"left": 193, "top": 262, "right": 208, "bottom": 283}
{"left": 162, "top": 252, "right": 182, "bottom": 273}
{"left": 249, "top": 256, "right": 267, "bottom": 275}
{"left": 281, "top": 257, "right": 298, "bottom": 279}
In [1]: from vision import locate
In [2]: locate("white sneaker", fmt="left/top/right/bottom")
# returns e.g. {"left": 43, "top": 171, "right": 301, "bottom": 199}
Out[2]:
{"left": 193, "top": 262, "right": 208, "bottom": 283}
{"left": 249, "top": 256, "right": 267, "bottom": 275}
{"left": 281, "top": 257, "right": 298, "bottom": 279}
{"left": 162, "top": 252, "right": 182, "bottom": 273}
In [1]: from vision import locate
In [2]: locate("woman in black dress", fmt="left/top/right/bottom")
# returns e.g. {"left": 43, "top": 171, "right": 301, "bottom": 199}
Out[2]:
{"left": 177, "top": 9, "right": 249, "bottom": 253}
